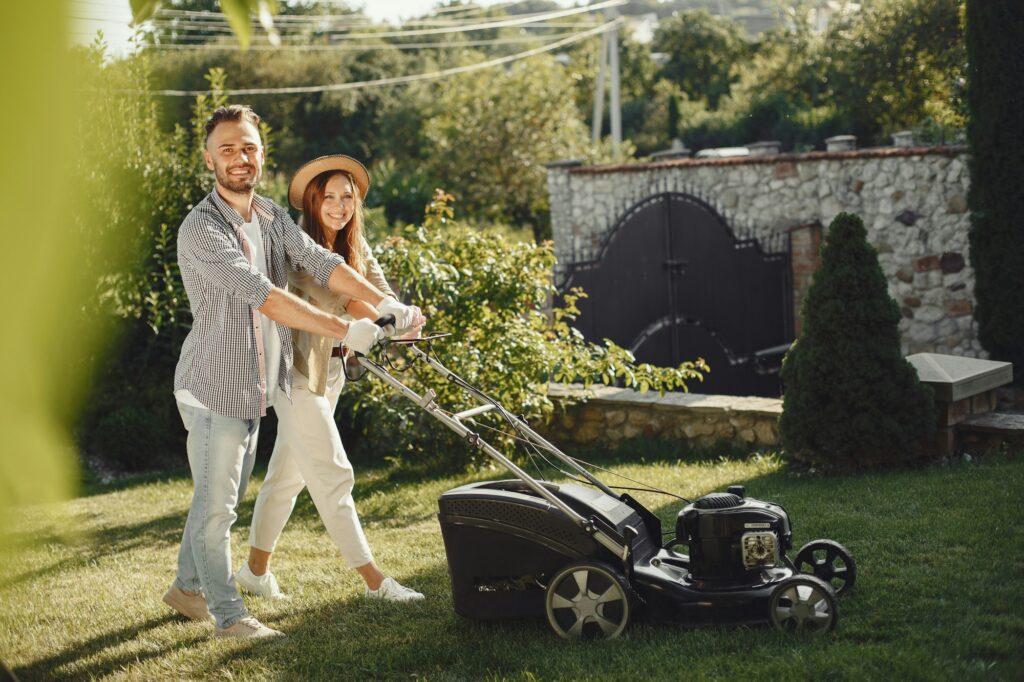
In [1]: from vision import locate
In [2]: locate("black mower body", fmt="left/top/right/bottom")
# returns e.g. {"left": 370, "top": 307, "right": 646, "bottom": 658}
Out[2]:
{"left": 438, "top": 479, "right": 800, "bottom": 625}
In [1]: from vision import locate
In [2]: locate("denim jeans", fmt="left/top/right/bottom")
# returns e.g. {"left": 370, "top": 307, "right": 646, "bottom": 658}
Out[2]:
{"left": 174, "top": 401, "right": 259, "bottom": 628}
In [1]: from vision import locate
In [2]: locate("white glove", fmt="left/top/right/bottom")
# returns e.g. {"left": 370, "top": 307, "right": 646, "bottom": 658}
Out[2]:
{"left": 377, "top": 296, "right": 416, "bottom": 332}
{"left": 342, "top": 318, "right": 386, "bottom": 355}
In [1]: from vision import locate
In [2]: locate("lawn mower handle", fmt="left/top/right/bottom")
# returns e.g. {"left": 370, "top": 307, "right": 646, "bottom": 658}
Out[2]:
{"left": 351, "top": 339, "right": 633, "bottom": 564}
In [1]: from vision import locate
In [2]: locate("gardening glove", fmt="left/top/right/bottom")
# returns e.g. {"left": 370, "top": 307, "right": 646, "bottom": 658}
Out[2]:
{"left": 377, "top": 296, "right": 421, "bottom": 335}
{"left": 343, "top": 317, "right": 387, "bottom": 355}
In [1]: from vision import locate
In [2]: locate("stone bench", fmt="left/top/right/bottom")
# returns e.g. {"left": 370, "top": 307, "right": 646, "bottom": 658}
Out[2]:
{"left": 906, "top": 353, "right": 1015, "bottom": 455}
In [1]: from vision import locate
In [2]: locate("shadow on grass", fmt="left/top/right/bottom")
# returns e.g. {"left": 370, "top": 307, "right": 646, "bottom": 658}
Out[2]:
{"left": 0, "top": 508, "right": 191, "bottom": 591}
{"left": 12, "top": 614, "right": 203, "bottom": 682}
{"left": 209, "top": 561, "right": 571, "bottom": 679}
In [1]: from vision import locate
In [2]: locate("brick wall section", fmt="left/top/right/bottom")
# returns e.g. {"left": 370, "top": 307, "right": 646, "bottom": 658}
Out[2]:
{"left": 788, "top": 222, "right": 822, "bottom": 335}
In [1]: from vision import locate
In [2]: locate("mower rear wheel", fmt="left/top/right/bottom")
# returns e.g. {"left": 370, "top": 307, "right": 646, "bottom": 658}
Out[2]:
{"left": 769, "top": 575, "right": 838, "bottom": 634}
{"left": 794, "top": 539, "right": 857, "bottom": 595}
{"left": 544, "top": 561, "right": 632, "bottom": 640}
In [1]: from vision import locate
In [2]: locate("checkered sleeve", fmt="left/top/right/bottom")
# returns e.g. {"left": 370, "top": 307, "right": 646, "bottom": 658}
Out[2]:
{"left": 178, "top": 218, "right": 273, "bottom": 309}
{"left": 279, "top": 210, "right": 344, "bottom": 289}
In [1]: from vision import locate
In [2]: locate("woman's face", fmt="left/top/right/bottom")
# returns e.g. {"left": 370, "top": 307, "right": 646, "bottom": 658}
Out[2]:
{"left": 319, "top": 173, "right": 355, "bottom": 234}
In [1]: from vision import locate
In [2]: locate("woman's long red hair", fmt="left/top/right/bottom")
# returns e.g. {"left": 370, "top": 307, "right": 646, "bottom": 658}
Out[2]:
{"left": 301, "top": 170, "right": 365, "bottom": 276}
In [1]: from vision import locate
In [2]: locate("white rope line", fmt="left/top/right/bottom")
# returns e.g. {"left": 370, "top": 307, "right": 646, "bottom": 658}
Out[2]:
{"left": 132, "top": 18, "right": 621, "bottom": 97}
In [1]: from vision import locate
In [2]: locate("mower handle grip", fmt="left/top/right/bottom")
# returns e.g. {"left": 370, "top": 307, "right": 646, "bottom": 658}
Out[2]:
{"left": 351, "top": 315, "right": 396, "bottom": 359}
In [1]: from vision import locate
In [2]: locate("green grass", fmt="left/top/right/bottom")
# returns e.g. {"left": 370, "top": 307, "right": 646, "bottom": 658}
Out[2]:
{"left": 1, "top": 451, "right": 1023, "bottom": 681}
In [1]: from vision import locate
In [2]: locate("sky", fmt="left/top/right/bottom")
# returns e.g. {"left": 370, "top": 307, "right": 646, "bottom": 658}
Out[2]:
{"left": 70, "top": 0, "right": 578, "bottom": 54}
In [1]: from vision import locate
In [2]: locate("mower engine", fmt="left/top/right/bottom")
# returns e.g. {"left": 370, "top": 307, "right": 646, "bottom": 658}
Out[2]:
{"left": 676, "top": 486, "right": 792, "bottom": 582}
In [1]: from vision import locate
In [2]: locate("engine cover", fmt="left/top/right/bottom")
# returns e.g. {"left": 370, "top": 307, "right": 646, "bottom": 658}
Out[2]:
{"left": 676, "top": 491, "right": 792, "bottom": 581}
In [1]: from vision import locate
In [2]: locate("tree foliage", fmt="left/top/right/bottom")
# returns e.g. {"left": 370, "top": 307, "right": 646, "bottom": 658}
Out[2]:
{"left": 965, "top": 0, "right": 1024, "bottom": 380}
{"left": 422, "top": 57, "right": 594, "bottom": 241}
{"left": 653, "top": 9, "right": 750, "bottom": 110}
{"left": 779, "top": 212, "right": 935, "bottom": 469}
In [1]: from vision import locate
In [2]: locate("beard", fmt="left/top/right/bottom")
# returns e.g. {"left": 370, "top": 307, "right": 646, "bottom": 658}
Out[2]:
{"left": 214, "top": 162, "right": 261, "bottom": 193}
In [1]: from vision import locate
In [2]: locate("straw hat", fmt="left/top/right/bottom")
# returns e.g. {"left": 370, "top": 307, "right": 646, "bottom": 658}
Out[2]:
{"left": 287, "top": 154, "right": 370, "bottom": 210}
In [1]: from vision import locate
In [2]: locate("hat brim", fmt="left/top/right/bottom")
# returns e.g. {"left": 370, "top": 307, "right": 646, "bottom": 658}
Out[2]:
{"left": 288, "top": 154, "right": 370, "bottom": 211}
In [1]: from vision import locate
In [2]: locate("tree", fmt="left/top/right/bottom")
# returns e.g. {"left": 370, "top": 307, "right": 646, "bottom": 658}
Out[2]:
{"left": 423, "top": 56, "right": 593, "bottom": 240}
{"left": 826, "top": 0, "right": 966, "bottom": 143}
{"left": 779, "top": 213, "right": 935, "bottom": 469}
{"left": 965, "top": 1, "right": 1024, "bottom": 380}
{"left": 653, "top": 9, "right": 749, "bottom": 110}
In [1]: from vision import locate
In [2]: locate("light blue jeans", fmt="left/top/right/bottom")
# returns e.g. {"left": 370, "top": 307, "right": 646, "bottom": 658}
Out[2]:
{"left": 174, "top": 401, "right": 259, "bottom": 629}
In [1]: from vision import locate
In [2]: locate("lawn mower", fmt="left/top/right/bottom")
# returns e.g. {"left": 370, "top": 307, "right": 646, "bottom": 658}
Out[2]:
{"left": 353, "top": 324, "right": 856, "bottom": 640}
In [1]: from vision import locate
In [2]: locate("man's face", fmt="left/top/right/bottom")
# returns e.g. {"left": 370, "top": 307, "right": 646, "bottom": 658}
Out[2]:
{"left": 204, "top": 119, "right": 264, "bottom": 194}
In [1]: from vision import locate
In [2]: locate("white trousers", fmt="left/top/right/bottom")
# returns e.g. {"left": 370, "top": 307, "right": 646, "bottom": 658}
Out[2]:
{"left": 249, "top": 359, "right": 373, "bottom": 569}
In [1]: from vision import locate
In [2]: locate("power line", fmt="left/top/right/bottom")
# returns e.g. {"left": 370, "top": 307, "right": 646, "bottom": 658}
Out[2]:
{"left": 143, "top": 32, "right": 580, "bottom": 51}
{"left": 133, "top": 18, "right": 620, "bottom": 97}
{"left": 144, "top": 0, "right": 623, "bottom": 41}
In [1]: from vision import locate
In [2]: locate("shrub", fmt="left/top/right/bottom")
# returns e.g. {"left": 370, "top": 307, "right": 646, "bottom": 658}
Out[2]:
{"left": 341, "top": 192, "right": 707, "bottom": 471}
{"left": 779, "top": 212, "right": 935, "bottom": 469}
{"left": 966, "top": 1, "right": 1024, "bottom": 382}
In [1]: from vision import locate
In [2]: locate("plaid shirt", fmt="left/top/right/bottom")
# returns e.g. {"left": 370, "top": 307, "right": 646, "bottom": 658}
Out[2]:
{"left": 174, "top": 189, "right": 344, "bottom": 419}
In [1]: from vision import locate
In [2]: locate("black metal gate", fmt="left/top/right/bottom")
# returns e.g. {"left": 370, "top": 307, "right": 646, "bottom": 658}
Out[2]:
{"left": 560, "top": 193, "right": 793, "bottom": 397}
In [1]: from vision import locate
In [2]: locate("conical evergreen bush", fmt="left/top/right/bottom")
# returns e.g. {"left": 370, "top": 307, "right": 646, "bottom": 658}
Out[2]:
{"left": 779, "top": 212, "right": 935, "bottom": 468}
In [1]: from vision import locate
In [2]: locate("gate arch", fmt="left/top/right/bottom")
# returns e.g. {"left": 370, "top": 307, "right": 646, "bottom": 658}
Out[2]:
{"left": 560, "top": 192, "right": 793, "bottom": 397}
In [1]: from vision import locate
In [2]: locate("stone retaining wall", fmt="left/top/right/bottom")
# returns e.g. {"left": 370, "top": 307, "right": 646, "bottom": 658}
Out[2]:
{"left": 543, "top": 384, "right": 782, "bottom": 449}
{"left": 547, "top": 145, "right": 980, "bottom": 357}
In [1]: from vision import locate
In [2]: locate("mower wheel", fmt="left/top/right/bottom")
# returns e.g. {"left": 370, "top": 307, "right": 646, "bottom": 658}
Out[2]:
{"left": 544, "top": 561, "right": 632, "bottom": 640}
{"left": 794, "top": 539, "right": 857, "bottom": 595}
{"left": 769, "top": 575, "right": 838, "bottom": 634}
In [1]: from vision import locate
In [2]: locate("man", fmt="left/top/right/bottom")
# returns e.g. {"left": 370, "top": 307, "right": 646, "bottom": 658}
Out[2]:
{"left": 161, "top": 105, "right": 423, "bottom": 639}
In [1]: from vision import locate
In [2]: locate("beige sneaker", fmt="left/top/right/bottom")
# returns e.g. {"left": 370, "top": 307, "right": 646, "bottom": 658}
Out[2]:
{"left": 214, "top": 616, "right": 285, "bottom": 639}
{"left": 163, "top": 585, "right": 214, "bottom": 623}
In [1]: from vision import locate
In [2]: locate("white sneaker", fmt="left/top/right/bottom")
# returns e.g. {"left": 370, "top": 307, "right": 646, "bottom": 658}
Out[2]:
{"left": 214, "top": 615, "right": 284, "bottom": 639}
{"left": 365, "top": 576, "right": 425, "bottom": 602}
{"left": 234, "top": 563, "right": 287, "bottom": 599}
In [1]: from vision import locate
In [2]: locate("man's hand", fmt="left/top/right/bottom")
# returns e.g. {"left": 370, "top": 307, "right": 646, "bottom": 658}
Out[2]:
{"left": 343, "top": 318, "right": 387, "bottom": 355}
{"left": 377, "top": 296, "right": 426, "bottom": 334}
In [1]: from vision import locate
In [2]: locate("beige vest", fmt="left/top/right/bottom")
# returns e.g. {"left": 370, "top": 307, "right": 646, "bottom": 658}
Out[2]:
{"left": 289, "top": 235, "right": 396, "bottom": 396}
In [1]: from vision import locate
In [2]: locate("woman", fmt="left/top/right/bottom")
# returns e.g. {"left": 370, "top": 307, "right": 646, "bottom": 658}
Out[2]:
{"left": 235, "top": 154, "right": 425, "bottom": 602}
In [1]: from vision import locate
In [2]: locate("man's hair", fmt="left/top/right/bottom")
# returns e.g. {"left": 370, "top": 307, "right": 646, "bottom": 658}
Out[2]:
{"left": 204, "top": 105, "right": 261, "bottom": 144}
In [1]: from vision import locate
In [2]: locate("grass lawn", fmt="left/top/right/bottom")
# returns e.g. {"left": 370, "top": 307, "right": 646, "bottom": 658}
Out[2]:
{"left": 1, "top": 449, "right": 1022, "bottom": 681}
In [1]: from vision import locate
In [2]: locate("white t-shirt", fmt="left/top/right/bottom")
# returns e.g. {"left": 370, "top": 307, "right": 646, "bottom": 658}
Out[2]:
{"left": 175, "top": 211, "right": 283, "bottom": 411}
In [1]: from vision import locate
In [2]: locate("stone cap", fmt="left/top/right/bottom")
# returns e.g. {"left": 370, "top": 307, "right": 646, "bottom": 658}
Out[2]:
{"left": 545, "top": 159, "right": 583, "bottom": 169}
{"left": 747, "top": 141, "right": 782, "bottom": 156}
{"left": 906, "top": 353, "right": 1014, "bottom": 402}
{"left": 548, "top": 383, "right": 782, "bottom": 416}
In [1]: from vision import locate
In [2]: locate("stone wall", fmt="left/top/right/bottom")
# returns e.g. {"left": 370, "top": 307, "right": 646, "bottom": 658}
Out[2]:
{"left": 543, "top": 384, "right": 782, "bottom": 449}
{"left": 547, "top": 145, "right": 980, "bottom": 357}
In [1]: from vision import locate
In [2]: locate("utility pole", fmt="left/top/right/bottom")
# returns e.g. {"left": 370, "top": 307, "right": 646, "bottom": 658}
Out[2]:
{"left": 592, "top": 31, "right": 607, "bottom": 144}
{"left": 591, "top": 17, "right": 622, "bottom": 160}
{"left": 609, "top": 20, "right": 622, "bottom": 160}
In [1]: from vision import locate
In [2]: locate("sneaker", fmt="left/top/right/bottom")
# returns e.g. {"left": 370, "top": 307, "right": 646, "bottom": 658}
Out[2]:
{"left": 365, "top": 576, "right": 424, "bottom": 602}
{"left": 214, "top": 616, "right": 284, "bottom": 639}
{"left": 163, "top": 584, "right": 214, "bottom": 623}
{"left": 234, "top": 563, "right": 287, "bottom": 599}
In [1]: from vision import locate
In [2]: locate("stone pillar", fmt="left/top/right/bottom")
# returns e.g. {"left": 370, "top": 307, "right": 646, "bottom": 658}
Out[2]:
{"left": 788, "top": 221, "right": 823, "bottom": 335}
{"left": 546, "top": 159, "right": 582, "bottom": 283}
